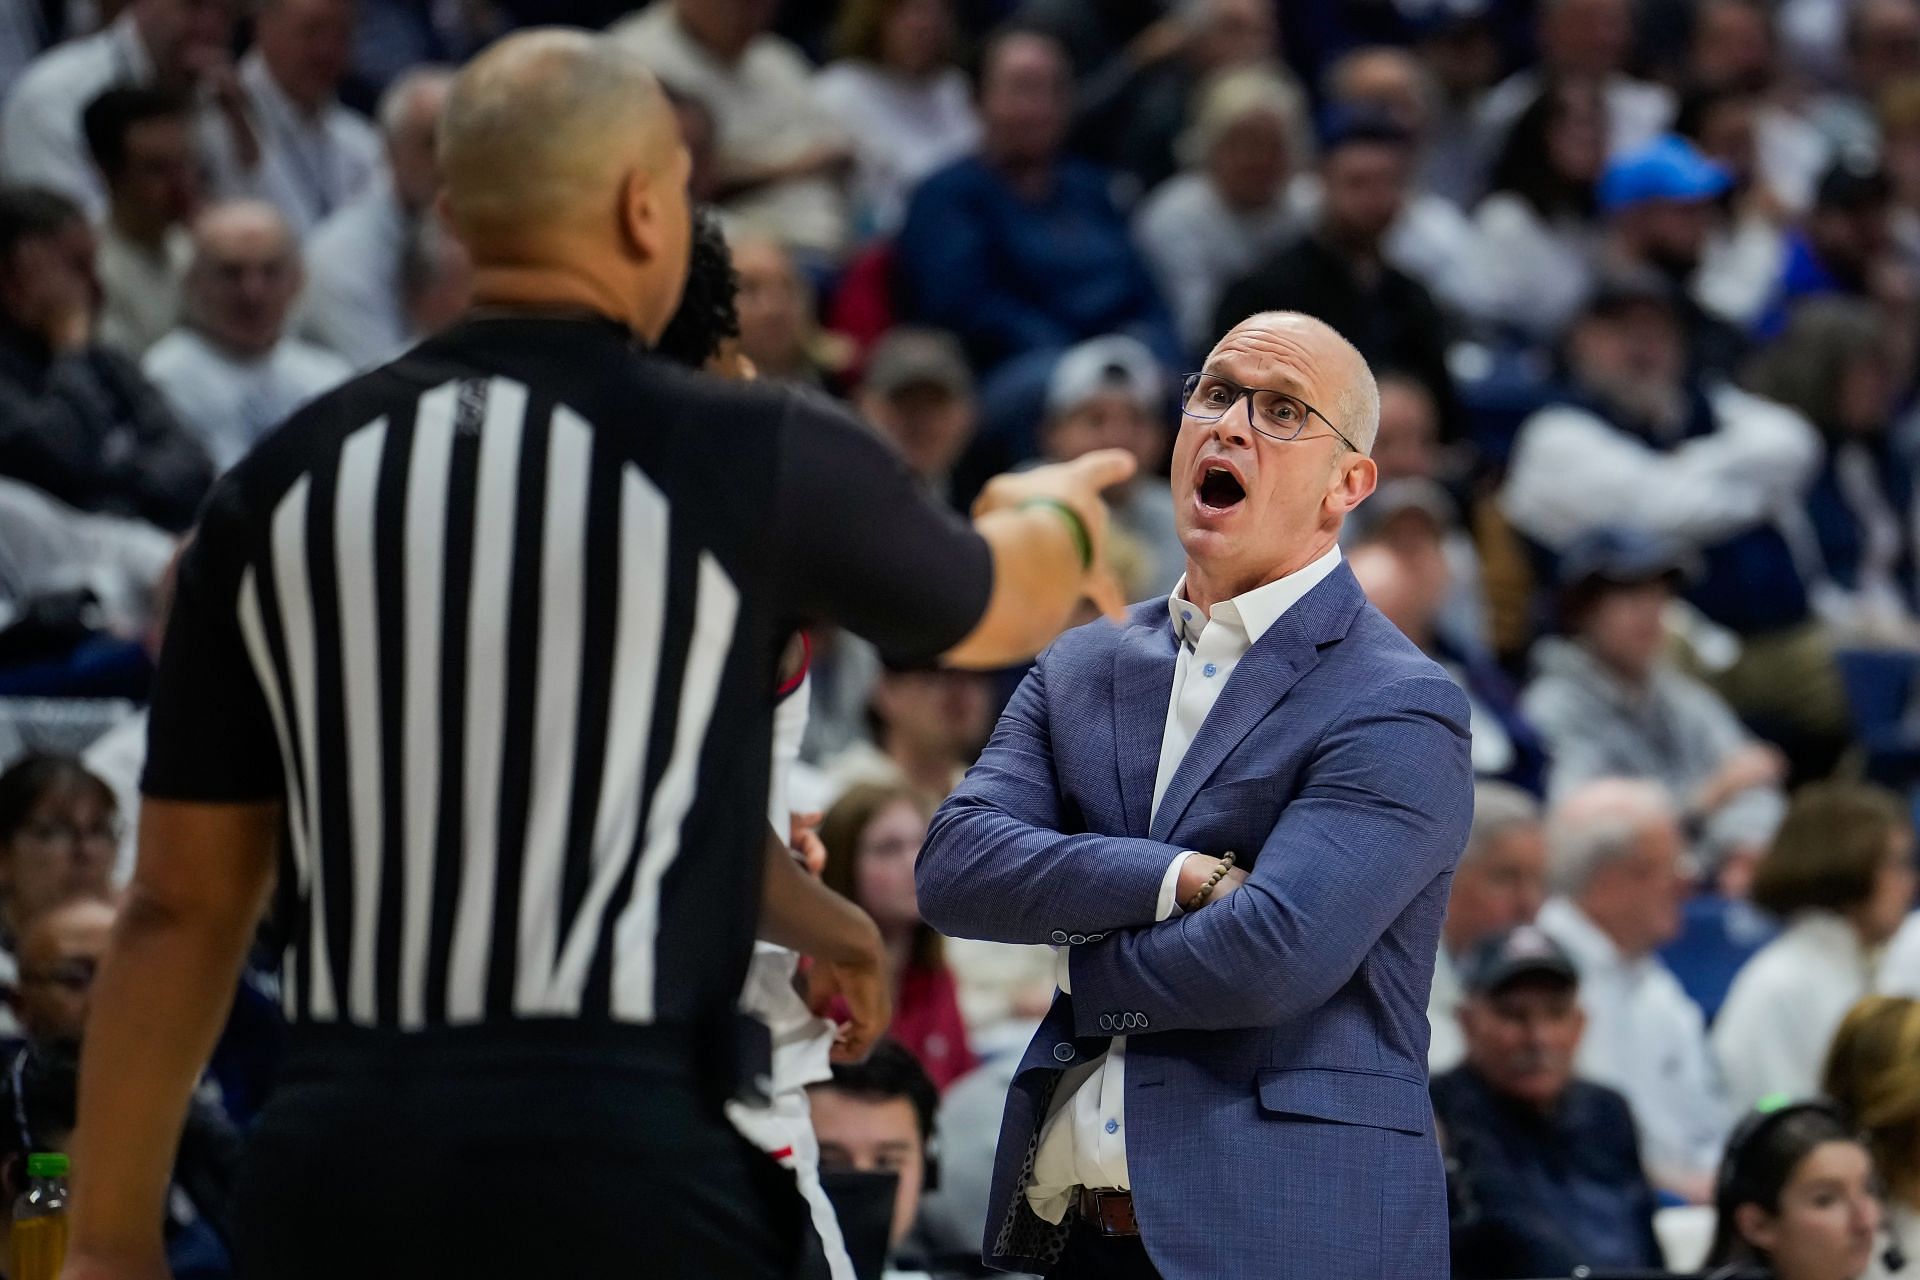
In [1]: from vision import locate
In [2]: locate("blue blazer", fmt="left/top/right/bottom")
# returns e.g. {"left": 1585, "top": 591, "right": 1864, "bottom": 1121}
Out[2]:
{"left": 916, "top": 564, "right": 1474, "bottom": 1278}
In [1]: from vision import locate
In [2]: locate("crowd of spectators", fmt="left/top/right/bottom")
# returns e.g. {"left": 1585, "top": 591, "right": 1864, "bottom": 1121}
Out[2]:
{"left": 5, "top": 0, "right": 1920, "bottom": 1276}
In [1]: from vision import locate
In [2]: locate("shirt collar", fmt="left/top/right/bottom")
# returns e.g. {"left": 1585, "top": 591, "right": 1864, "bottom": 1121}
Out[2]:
{"left": 1166, "top": 544, "right": 1342, "bottom": 650}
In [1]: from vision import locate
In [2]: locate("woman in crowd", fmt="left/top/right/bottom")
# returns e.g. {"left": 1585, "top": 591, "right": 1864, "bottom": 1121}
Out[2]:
{"left": 814, "top": 0, "right": 979, "bottom": 239}
{"left": 1704, "top": 1100, "right": 1887, "bottom": 1280}
{"left": 0, "top": 753, "right": 116, "bottom": 978}
{"left": 1714, "top": 783, "right": 1917, "bottom": 1113}
{"left": 1745, "top": 299, "right": 1920, "bottom": 643}
{"left": 1469, "top": 79, "right": 1608, "bottom": 342}
{"left": 1825, "top": 995, "right": 1920, "bottom": 1280}
{"left": 1131, "top": 66, "right": 1304, "bottom": 356}
{"left": 820, "top": 781, "right": 975, "bottom": 1090}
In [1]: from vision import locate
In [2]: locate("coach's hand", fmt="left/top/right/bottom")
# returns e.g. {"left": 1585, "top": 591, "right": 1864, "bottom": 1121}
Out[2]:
{"left": 809, "top": 944, "right": 891, "bottom": 1065}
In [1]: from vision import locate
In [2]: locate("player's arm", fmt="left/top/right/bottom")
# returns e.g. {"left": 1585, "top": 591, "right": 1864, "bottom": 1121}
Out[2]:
{"left": 67, "top": 798, "right": 278, "bottom": 1280}
{"left": 771, "top": 398, "right": 1135, "bottom": 673}
{"left": 757, "top": 827, "right": 890, "bottom": 1063}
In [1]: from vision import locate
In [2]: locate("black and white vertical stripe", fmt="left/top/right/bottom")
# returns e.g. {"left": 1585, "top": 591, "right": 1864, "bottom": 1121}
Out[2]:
{"left": 234, "top": 376, "right": 741, "bottom": 1030}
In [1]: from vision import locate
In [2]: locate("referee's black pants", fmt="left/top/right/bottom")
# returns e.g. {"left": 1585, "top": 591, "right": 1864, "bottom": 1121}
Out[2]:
{"left": 231, "top": 1023, "right": 807, "bottom": 1279}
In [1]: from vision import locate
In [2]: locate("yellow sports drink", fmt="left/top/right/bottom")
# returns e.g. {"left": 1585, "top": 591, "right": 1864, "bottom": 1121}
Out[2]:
{"left": 10, "top": 1153, "right": 68, "bottom": 1280}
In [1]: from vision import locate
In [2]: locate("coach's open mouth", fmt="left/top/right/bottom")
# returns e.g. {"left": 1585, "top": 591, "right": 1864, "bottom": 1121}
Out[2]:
{"left": 1197, "top": 464, "right": 1247, "bottom": 513}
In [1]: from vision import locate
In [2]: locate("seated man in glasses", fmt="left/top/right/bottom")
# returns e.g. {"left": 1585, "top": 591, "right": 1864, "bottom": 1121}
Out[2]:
{"left": 917, "top": 310, "right": 1475, "bottom": 1279}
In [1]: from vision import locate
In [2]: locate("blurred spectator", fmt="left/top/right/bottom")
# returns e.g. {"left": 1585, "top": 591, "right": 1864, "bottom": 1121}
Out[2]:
{"left": 854, "top": 328, "right": 976, "bottom": 504}
{"left": 896, "top": 27, "right": 1180, "bottom": 457}
{"left": 1809, "top": 0, "right": 1920, "bottom": 160}
{"left": 1312, "top": 45, "right": 1491, "bottom": 319}
{"left": 820, "top": 783, "right": 976, "bottom": 1090}
{"left": 1685, "top": 0, "right": 1832, "bottom": 218}
{"left": 1824, "top": 995, "right": 1920, "bottom": 1278}
{"left": 1714, "top": 784, "right": 1916, "bottom": 1113}
{"left": 1520, "top": 529, "right": 1790, "bottom": 850}
{"left": 1498, "top": 273, "right": 1845, "bottom": 764}
{"left": 1469, "top": 79, "right": 1607, "bottom": 342}
{"left": 1473, "top": 0, "right": 1673, "bottom": 177}
{"left": 0, "top": 0, "right": 251, "bottom": 220}
{"left": 1745, "top": 299, "right": 1920, "bottom": 642}
{"left": 0, "top": 478, "right": 175, "bottom": 647}
{"left": 299, "top": 65, "right": 452, "bottom": 369}
{"left": 1214, "top": 113, "right": 1460, "bottom": 441}
{"left": 663, "top": 88, "right": 723, "bottom": 206}
{"left": 1753, "top": 160, "right": 1898, "bottom": 340}
{"left": 143, "top": 201, "right": 350, "bottom": 473}
{"left": 1677, "top": 86, "right": 1798, "bottom": 332}
{"left": 813, "top": 0, "right": 979, "bottom": 238}
{"left": 730, "top": 234, "right": 850, "bottom": 388}
{"left": 1428, "top": 782, "right": 1548, "bottom": 1073}
{"left": 1536, "top": 778, "right": 1731, "bottom": 1201}
{"left": 1350, "top": 488, "right": 1544, "bottom": 791}
{"left": 1599, "top": 134, "right": 1751, "bottom": 376}
{"left": 10, "top": 895, "right": 113, "bottom": 1047}
{"left": 82, "top": 87, "right": 200, "bottom": 358}
{"left": 214, "top": 0, "right": 379, "bottom": 238}
{"left": 1702, "top": 1101, "right": 1885, "bottom": 1280}
{"left": 1037, "top": 335, "right": 1182, "bottom": 593}
{"left": 0, "top": 186, "right": 212, "bottom": 532}
{"left": 808, "top": 1039, "right": 941, "bottom": 1275}
{"left": 1067, "top": 0, "right": 1286, "bottom": 196}
{"left": 612, "top": 0, "right": 852, "bottom": 261}
{"left": 1133, "top": 66, "right": 1303, "bottom": 356}
{"left": 1414, "top": 11, "right": 1508, "bottom": 210}
{"left": 0, "top": 753, "right": 117, "bottom": 1032}
{"left": 1434, "top": 925, "right": 1663, "bottom": 1278}
{"left": 825, "top": 662, "right": 990, "bottom": 803}
{"left": 398, "top": 212, "right": 472, "bottom": 342}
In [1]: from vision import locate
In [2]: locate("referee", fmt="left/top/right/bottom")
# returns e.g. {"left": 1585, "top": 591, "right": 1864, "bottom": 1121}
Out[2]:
{"left": 64, "top": 30, "right": 1132, "bottom": 1280}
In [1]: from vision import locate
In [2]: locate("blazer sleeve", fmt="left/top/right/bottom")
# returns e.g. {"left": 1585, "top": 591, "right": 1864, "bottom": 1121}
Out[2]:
{"left": 1065, "top": 674, "right": 1473, "bottom": 1034}
{"left": 916, "top": 647, "right": 1192, "bottom": 946}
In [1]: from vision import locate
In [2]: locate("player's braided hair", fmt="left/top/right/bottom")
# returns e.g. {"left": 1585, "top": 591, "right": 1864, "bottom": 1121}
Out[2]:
{"left": 653, "top": 205, "right": 739, "bottom": 369}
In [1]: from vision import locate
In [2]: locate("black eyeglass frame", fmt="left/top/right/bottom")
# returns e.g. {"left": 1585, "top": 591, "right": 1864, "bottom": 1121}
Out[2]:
{"left": 1179, "top": 372, "right": 1361, "bottom": 453}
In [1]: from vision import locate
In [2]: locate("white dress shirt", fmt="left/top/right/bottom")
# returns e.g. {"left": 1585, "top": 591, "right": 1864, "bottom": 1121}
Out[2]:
{"left": 1881, "top": 911, "right": 1920, "bottom": 996}
{"left": 1025, "top": 545, "right": 1344, "bottom": 1224}
{"left": 219, "top": 51, "right": 380, "bottom": 238}
{"left": 1711, "top": 911, "right": 1875, "bottom": 1113}
{"left": 298, "top": 176, "right": 412, "bottom": 369}
{"left": 143, "top": 329, "right": 352, "bottom": 471}
{"left": 1426, "top": 943, "right": 1466, "bottom": 1074}
{"left": 95, "top": 222, "right": 191, "bottom": 358}
{"left": 1537, "top": 896, "right": 1732, "bottom": 1189}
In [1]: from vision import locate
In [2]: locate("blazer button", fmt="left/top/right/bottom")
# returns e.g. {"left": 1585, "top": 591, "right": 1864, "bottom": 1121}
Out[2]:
{"left": 1088, "top": 932, "right": 1105, "bottom": 942}
{"left": 1053, "top": 1043, "right": 1075, "bottom": 1063}
{"left": 1098, "top": 1014, "right": 1114, "bottom": 1031}
{"left": 1138, "top": 1013, "right": 1150, "bottom": 1029}
{"left": 1068, "top": 933, "right": 1087, "bottom": 945}
{"left": 1051, "top": 930, "right": 1068, "bottom": 944}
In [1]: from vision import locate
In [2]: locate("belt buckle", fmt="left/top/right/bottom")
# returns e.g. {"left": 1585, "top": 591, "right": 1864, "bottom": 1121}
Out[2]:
{"left": 1085, "top": 1188, "right": 1139, "bottom": 1237}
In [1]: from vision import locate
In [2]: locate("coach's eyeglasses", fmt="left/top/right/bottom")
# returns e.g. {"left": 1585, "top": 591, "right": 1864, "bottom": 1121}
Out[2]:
{"left": 1180, "top": 372, "right": 1359, "bottom": 452}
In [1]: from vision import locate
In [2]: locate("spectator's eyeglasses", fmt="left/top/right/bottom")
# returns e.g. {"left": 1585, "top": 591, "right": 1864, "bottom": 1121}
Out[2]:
{"left": 1180, "top": 373, "right": 1359, "bottom": 452}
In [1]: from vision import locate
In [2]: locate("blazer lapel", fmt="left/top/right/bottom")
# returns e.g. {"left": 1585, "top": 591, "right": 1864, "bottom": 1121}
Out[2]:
{"left": 1148, "top": 565, "right": 1367, "bottom": 844}
{"left": 1112, "top": 618, "right": 1176, "bottom": 838}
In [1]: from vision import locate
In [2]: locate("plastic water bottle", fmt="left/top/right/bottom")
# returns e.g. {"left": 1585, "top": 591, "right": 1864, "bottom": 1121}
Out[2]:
{"left": 10, "top": 1153, "right": 68, "bottom": 1280}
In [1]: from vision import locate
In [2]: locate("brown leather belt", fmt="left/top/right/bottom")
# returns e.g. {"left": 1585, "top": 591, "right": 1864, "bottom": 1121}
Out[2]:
{"left": 1073, "top": 1187, "right": 1139, "bottom": 1237}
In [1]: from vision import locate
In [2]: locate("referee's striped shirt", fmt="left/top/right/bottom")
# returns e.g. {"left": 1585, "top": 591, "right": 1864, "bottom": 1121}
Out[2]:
{"left": 141, "top": 315, "right": 991, "bottom": 1036}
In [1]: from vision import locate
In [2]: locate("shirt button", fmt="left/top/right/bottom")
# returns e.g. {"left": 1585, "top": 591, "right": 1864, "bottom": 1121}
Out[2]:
{"left": 1053, "top": 1043, "right": 1076, "bottom": 1063}
{"left": 1203, "top": 662, "right": 1218, "bottom": 677}
{"left": 1105, "top": 1119, "right": 1119, "bottom": 1135}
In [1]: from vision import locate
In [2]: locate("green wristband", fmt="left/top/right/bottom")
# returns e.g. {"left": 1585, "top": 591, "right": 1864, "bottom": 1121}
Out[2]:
{"left": 1019, "top": 498, "right": 1093, "bottom": 571}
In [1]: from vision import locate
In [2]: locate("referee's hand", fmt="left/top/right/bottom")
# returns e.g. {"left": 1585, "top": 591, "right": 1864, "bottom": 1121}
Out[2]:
{"left": 807, "top": 950, "right": 891, "bottom": 1064}
{"left": 972, "top": 448, "right": 1138, "bottom": 624}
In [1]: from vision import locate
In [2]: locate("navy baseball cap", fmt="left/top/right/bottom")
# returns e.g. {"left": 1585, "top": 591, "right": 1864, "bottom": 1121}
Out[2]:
{"left": 1599, "top": 135, "right": 1732, "bottom": 214}
{"left": 1556, "top": 526, "right": 1700, "bottom": 590}
{"left": 1461, "top": 926, "right": 1579, "bottom": 996}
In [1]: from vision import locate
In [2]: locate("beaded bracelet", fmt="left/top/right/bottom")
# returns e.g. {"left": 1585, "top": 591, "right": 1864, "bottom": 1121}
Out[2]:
{"left": 1184, "top": 850, "right": 1238, "bottom": 912}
